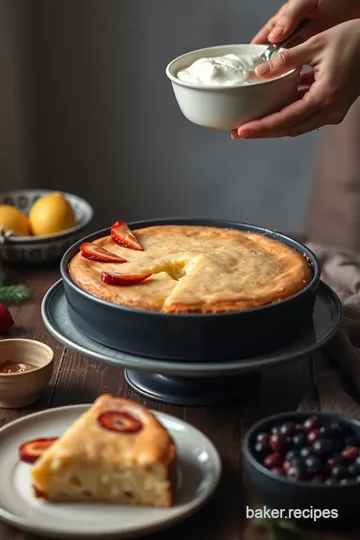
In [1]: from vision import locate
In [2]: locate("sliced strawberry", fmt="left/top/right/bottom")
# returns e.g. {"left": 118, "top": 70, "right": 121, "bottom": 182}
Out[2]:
{"left": 80, "top": 242, "right": 127, "bottom": 263}
{"left": 97, "top": 411, "right": 142, "bottom": 434}
{"left": 101, "top": 271, "right": 152, "bottom": 286}
{"left": 19, "top": 437, "right": 58, "bottom": 463}
{"left": 111, "top": 221, "right": 144, "bottom": 251}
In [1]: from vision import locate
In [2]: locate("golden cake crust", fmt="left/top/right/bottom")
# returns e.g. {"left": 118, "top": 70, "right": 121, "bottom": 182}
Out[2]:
{"left": 31, "top": 395, "right": 176, "bottom": 506}
{"left": 67, "top": 225, "right": 312, "bottom": 313}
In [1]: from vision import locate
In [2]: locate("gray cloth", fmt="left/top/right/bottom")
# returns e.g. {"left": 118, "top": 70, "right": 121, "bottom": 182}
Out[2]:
{"left": 305, "top": 97, "right": 360, "bottom": 252}
{"left": 301, "top": 97, "right": 360, "bottom": 415}
{"left": 298, "top": 243, "right": 360, "bottom": 418}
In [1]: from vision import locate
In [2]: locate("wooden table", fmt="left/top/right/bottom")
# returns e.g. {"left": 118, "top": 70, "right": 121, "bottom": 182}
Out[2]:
{"left": 0, "top": 267, "right": 354, "bottom": 540}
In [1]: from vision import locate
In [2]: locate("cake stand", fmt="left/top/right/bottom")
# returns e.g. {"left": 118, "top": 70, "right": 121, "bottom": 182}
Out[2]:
{"left": 42, "top": 280, "right": 342, "bottom": 406}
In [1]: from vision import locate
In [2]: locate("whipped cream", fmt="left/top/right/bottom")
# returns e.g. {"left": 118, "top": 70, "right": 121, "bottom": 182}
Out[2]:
{"left": 176, "top": 53, "right": 263, "bottom": 86}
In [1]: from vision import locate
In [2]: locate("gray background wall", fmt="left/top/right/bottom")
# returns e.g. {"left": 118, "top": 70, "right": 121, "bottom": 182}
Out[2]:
{"left": 0, "top": 0, "right": 322, "bottom": 232}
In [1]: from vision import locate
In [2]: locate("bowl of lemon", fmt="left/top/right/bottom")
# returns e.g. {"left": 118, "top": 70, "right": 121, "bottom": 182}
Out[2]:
{"left": 0, "top": 190, "right": 93, "bottom": 264}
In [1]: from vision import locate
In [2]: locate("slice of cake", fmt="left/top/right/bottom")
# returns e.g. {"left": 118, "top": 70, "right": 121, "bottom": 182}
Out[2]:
{"left": 31, "top": 395, "right": 177, "bottom": 506}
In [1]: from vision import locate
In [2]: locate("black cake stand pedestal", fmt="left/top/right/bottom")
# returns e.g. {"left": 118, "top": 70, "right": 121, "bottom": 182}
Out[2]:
{"left": 41, "top": 280, "right": 342, "bottom": 406}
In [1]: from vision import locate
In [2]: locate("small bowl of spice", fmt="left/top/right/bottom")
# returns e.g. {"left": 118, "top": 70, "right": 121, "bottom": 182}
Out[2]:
{"left": 0, "top": 338, "right": 54, "bottom": 408}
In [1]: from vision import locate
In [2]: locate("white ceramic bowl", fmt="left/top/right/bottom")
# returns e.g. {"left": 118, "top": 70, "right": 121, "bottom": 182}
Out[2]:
{"left": 0, "top": 189, "right": 93, "bottom": 264}
{"left": 166, "top": 44, "right": 300, "bottom": 130}
{"left": 0, "top": 339, "right": 54, "bottom": 408}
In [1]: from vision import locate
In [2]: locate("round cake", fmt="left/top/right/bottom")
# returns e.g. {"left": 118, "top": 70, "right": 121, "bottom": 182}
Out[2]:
{"left": 67, "top": 222, "right": 312, "bottom": 314}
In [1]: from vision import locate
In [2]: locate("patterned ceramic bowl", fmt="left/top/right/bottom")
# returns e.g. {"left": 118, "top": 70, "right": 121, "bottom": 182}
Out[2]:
{"left": 0, "top": 190, "right": 93, "bottom": 264}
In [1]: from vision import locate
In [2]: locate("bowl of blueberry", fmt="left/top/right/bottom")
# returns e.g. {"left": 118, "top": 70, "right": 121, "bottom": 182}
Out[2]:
{"left": 243, "top": 412, "right": 360, "bottom": 526}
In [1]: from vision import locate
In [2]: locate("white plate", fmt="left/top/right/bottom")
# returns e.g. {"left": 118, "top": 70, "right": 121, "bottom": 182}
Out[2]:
{"left": 0, "top": 405, "right": 221, "bottom": 538}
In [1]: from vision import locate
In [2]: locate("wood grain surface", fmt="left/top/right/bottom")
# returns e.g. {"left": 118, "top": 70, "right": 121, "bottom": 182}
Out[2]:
{"left": 0, "top": 266, "right": 353, "bottom": 540}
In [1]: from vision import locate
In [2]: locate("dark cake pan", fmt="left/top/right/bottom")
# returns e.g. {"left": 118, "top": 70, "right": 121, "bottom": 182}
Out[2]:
{"left": 60, "top": 218, "right": 320, "bottom": 361}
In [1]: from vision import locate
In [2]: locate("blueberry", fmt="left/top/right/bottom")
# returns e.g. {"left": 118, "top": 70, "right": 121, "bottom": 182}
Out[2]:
{"left": 340, "top": 478, "right": 352, "bottom": 486}
{"left": 348, "top": 458, "right": 360, "bottom": 474}
{"left": 320, "top": 426, "right": 333, "bottom": 438}
{"left": 271, "top": 426, "right": 281, "bottom": 435}
{"left": 255, "top": 442, "right": 271, "bottom": 459}
{"left": 331, "top": 465, "right": 349, "bottom": 481}
{"left": 256, "top": 432, "right": 270, "bottom": 445}
{"left": 288, "top": 457, "right": 303, "bottom": 469}
{"left": 292, "top": 433, "right": 307, "bottom": 449}
{"left": 313, "top": 439, "right": 338, "bottom": 457}
{"left": 348, "top": 462, "right": 360, "bottom": 477}
{"left": 287, "top": 464, "right": 307, "bottom": 481}
{"left": 285, "top": 449, "right": 299, "bottom": 461}
{"left": 280, "top": 422, "right": 295, "bottom": 436}
{"left": 304, "top": 456, "right": 323, "bottom": 476}
{"left": 329, "top": 421, "right": 352, "bottom": 439}
{"left": 299, "top": 447, "right": 314, "bottom": 459}
{"left": 325, "top": 478, "right": 338, "bottom": 486}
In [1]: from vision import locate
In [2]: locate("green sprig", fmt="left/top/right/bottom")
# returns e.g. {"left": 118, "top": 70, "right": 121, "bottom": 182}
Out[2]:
{"left": 251, "top": 516, "right": 300, "bottom": 539}
{"left": 0, "top": 284, "right": 30, "bottom": 305}
{"left": 0, "top": 270, "right": 30, "bottom": 305}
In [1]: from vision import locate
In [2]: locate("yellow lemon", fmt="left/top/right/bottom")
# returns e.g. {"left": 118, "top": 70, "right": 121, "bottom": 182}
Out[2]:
{"left": 29, "top": 192, "right": 76, "bottom": 236}
{"left": 0, "top": 205, "right": 30, "bottom": 236}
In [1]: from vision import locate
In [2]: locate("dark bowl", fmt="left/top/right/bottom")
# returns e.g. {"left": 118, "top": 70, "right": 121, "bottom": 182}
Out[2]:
{"left": 60, "top": 218, "right": 320, "bottom": 361}
{"left": 243, "top": 411, "right": 360, "bottom": 529}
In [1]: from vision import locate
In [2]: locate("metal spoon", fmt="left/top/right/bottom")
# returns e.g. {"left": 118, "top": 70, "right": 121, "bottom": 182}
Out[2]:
{"left": 260, "top": 19, "right": 310, "bottom": 62}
